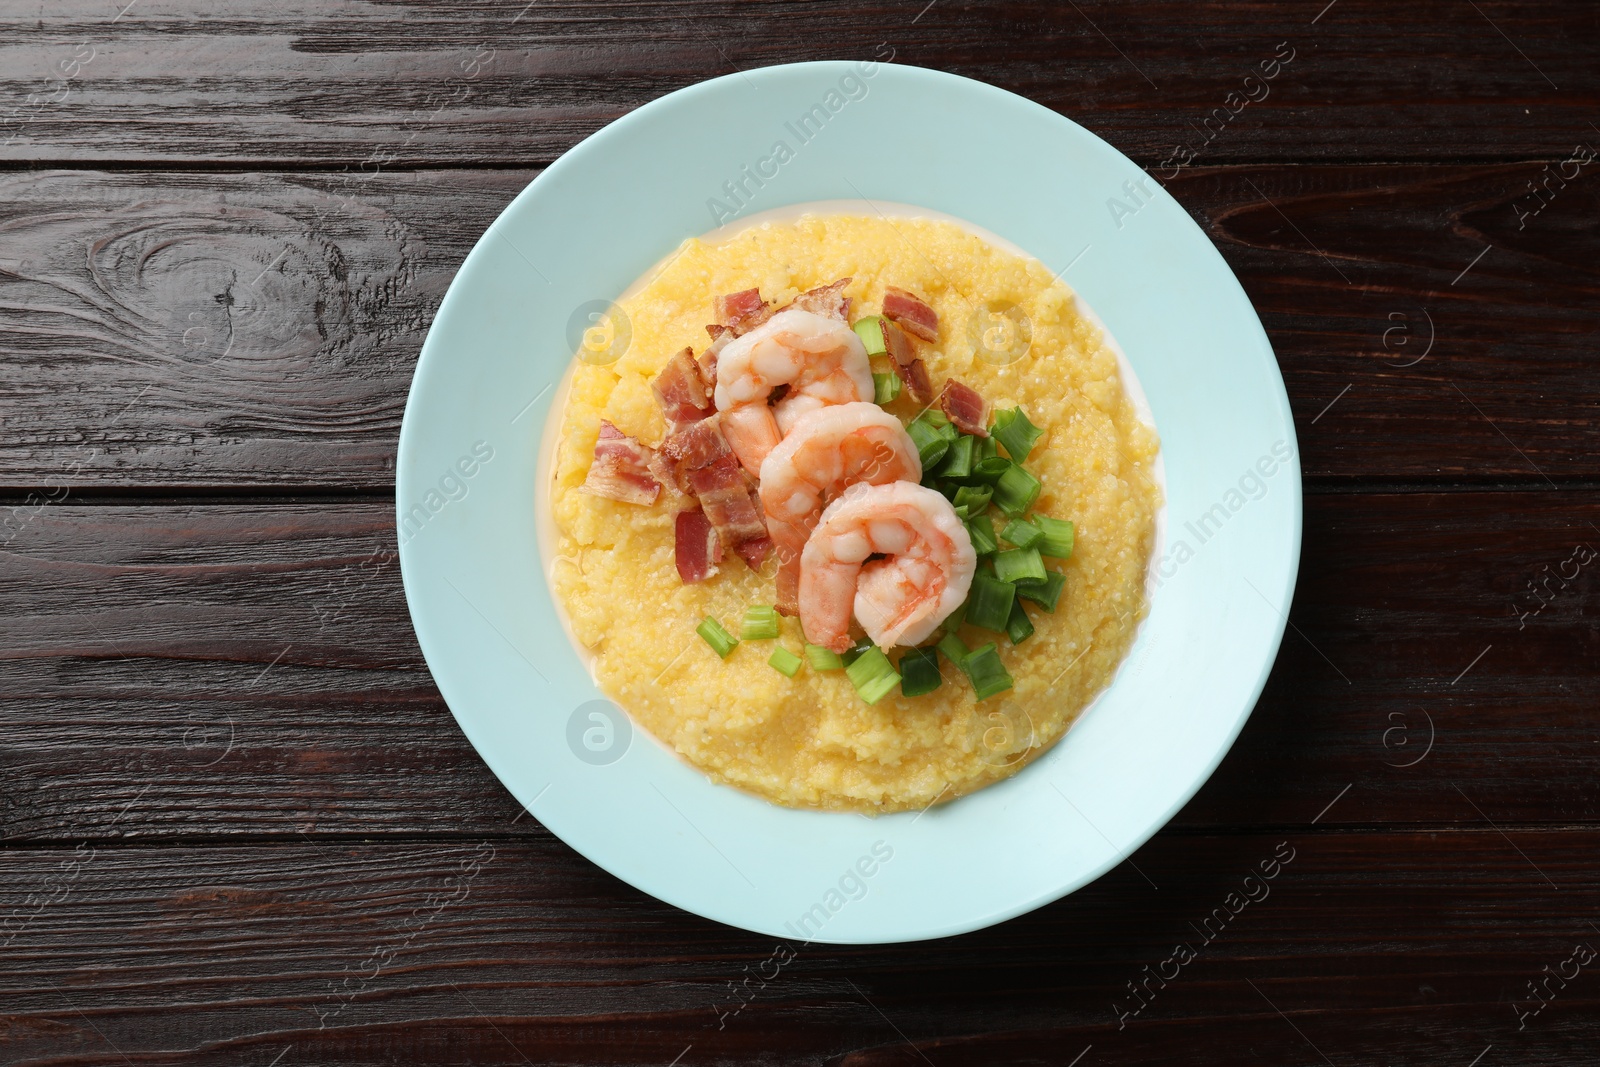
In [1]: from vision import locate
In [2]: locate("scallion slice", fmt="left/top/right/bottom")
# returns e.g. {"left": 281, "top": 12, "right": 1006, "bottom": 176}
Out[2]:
{"left": 992, "top": 407, "right": 1044, "bottom": 462}
{"left": 697, "top": 616, "right": 737, "bottom": 658}
{"left": 965, "top": 574, "right": 1016, "bottom": 633}
{"left": 1034, "top": 515, "right": 1075, "bottom": 559}
{"left": 853, "top": 316, "right": 887, "bottom": 356}
{"left": 966, "top": 513, "right": 999, "bottom": 556}
{"left": 1005, "top": 599, "right": 1034, "bottom": 644}
{"left": 953, "top": 485, "right": 993, "bottom": 514}
{"left": 994, "top": 546, "right": 1048, "bottom": 586}
{"left": 873, "top": 371, "right": 902, "bottom": 405}
{"left": 952, "top": 504, "right": 969, "bottom": 521}
{"left": 841, "top": 636, "right": 875, "bottom": 667}
{"left": 1016, "top": 570, "right": 1066, "bottom": 613}
{"left": 933, "top": 433, "right": 975, "bottom": 481}
{"left": 1001, "top": 518, "right": 1043, "bottom": 550}
{"left": 768, "top": 646, "right": 803, "bottom": 677}
{"left": 898, "top": 646, "right": 943, "bottom": 697}
{"left": 976, "top": 434, "right": 999, "bottom": 464}
{"left": 806, "top": 643, "right": 845, "bottom": 670}
{"left": 993, "top": 463, "right": 1042, "bottom": 517}
{"left": 972, "top": 456, "right": 1012, "bottom": 485}
{"left": 845, "top": 646, "right": 901, "bottom": 704}
{"left": 907, "top": 417, "right": 950, "bottom": 470}
{"left": 937, "top": 631, "right": 970, "bottom": 669}
{"left": 740, "top": 605, "right": 780, "bottom": 640}
{"left": 962, "top": 643, "right": 1014, "bottom": 700}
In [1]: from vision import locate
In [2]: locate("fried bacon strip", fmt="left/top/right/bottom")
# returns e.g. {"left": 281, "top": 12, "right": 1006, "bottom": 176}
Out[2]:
{"left": 657, "top": 415, "right": 770, "bottom": 569}
{"left": 881, "top": 286, "right": 939, "bottom": 342}
{"left": 939, "top": 379, "right": 990, "bottom": 438}
{"left": 881, "top": 317, "right": 934, "bottom": 406}
{"left": 713, "top": 287, "right": 775, "bottom": 336}
{"left": 580, "top": 421, "right": 662, "bottom": 505}
{"left": 786, "top": 277, "right": 851, "bottom": 320}
{"left": 674, "top": 508, "right": 724, "bottom": 583}
{"left": 651, "top": 346, "right": 715, "bottom": 430}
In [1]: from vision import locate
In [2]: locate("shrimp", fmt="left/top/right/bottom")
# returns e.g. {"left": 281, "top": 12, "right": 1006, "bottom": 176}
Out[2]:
{"left": 799, "top": 481, "right": 976, "bottom": 653}
{"left": 713, "top": 307, "right": 874, "bottom": 476}
{"left": 759, "top": 402, "right": 922, "bottom": 614}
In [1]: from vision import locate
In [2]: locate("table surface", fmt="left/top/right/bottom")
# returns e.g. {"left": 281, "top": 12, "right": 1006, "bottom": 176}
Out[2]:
{"left": 3, "top": 3, "right": 1597, "bottom": 1064}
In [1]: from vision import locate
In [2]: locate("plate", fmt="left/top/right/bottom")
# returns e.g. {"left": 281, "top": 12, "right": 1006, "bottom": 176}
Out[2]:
{"left": 397, "top": 60, "right": 1300, "bottom": 943}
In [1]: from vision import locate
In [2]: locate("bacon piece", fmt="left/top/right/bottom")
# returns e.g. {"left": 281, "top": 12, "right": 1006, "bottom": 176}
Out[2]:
{"left": 580, "top": 421, "right": 661, "bottom": 505}
{"left": 657, "top": 416, "right": 733, "bottom": 495}
{"left": 699, "top": 325, "right": 732, "bottom": 388}
{"left": 785, "top": 277, "right": 851, "bottom": 321}
{"left": 674, "top": 508, "right": 723, "bottom": 583}
{"left": 733, "top": 535, "right": 772, "bottom": 570}
{"left": 651, "top": 346, "right": 714, "bottom": 429}
{"left": 881, "top": 318, "right": 934, "bottom": 406}
{"left": 881, "top": 286, "right": 939, "bottom": 342}
{"left": 657, "top": 414, "right": 769, "bottom": 567}
{"left": 939, "top": 379, "right": 990, "bottom": 438}
{"left": 713, "top": 288, "right": 775, "bottom": 336}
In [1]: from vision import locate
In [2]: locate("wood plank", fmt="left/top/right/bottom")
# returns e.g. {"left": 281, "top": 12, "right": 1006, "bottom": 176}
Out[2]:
{"left": 0, "top": 164, "right": 1596, "bottom": 489}
{"left": 1, "top": 830, "right": 1598, "bottom": 1064}
{"left": 1, "top": 1, "right": 1594, "bottom": 166}
{"left": 2, "top": 491, "right": 1595, "bottom": 843}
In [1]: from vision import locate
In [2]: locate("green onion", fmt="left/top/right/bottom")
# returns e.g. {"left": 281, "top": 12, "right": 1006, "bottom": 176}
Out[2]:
{"left": 1005, "top": 599, "right": 1034, "bottom": 644}
{"left": 740, "top": 605, "right": 780, "bottom": 640}
{"left": 697, "top": 616, "right": 737, "bottom": 658}
{"left": 962, "top": 643, "right": 1014, "bottom": 700}
{"left": 1001, "top": 518, "right": 1043, "bottom": 550}
{"left": 933, "top": 433, "right": 975, "bottom": 481}
{"left": 768, "top": 646, "right": 803, "bottom": 677}
{"left": 806, "top": 643, "right": 844, "bottom": 670}
{"left": 993, "top": 463, "right": 1042, "bottom": 517}
{"left": 841, "top": 636, "right": 875, "bottom": 666}
{"left": 965, "top": 574, "right": 1016, "bottom": 633}
{"left": 966, "top": 513, "right": 998, "bottom": 556}
{"left": 845, "top": 646, "right": 901, "bottom": 704}
{"left": 907, "top": 417, "right": 950, "bottom": 470}
{"left": 937, "top": 631, "right": 970, "bottom": 668}
{"left": 992, "top": 407, "right": 1044, "bottom": 462}
{"left": 853, "top": 316, "right": 887, "bottom": 356}
{"left": 976, "top": 434, "right": 999, "bottom": 464}
{"left": 994, "top": 546, "right": 1048, "bottom": 586}
{"left": 872, "top": 371, "right": 902, "bottom": 405}
{"left": 943, "top": 597, "right": 968, "bottom": 631}
{"left": 921, "top": 408, "right": 951, "bottom": 430}
{"left": 1016, "top": 570, "right": 1066, "bottom": 613}
{"left": 898, "top": 646, "right": 943, "bottom": 697}
{"left": 951, "top": 504, "right": 969, "bottom": 521}
{"left": 972, "top": 456, "right": 1012, "bottom": 484}
{"left": 1034, "top": 515, "right": 1075, "bottom": 559}
{"left": 953, "top": 485, "right": 993, "bottom": 514}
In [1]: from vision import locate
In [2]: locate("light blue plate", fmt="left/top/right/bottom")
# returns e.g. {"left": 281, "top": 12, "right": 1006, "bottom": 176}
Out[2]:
{"left": 397, "top": 61, "right": 1300, "bottom": 943}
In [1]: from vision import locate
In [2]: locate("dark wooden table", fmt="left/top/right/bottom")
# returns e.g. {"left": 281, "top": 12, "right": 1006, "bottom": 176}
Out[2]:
{"left": 3, "top": 2, "right": 1597, "bottom": 1063}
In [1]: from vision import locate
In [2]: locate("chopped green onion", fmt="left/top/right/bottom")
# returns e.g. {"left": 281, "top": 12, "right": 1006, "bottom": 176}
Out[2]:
{"left": 806, "top": 643, "right": 845, "bottom": 670}
{"left": 972, "top": 456, "right": 1012, "bottom": 484}
{"left": 697, "top": 616, "right": 737, "bottom": 658}
{"left": 845, "top": 646, "right": 901, "bottom": 705}
{"left": 951, "top": 504, "right": 969, "bottom": 521}
{"left": 768, "top": 646, "right": 803, "bottom": 677}
{"left": 841, "top": 636, "right": 875, "bottom": 667}
{"left": 965, "top": 574, "right": 1016, "bottom": 633}
{"left": 962, "top": 643, "right": 1015, "bottom": 700}
{"left": 740, "top": 605, "right": 780, "bottom": 640}
{"left": 921, "top": 408, "right": 951, "bottom": 430}
{"left": 1016, "top": 570, "right": 1066, "bottom": 613}
{"left": 933, "top": 433, "right": 975, "bottom": 481}
{"left": 873, "top": 371, "right": 902, "bottom": 405}
{"left": 994, "top": 546, "right": 1048, "bottom": 586}
{"left": 899, "top": 646, "right": 943, "bottom": 697}
{"left": 1001, "top": 518, "right": 1043, "bottom": 550}
{"left": 1005, "top": 599, "right": 1035, "bottom": 644}
{"left": 943, "top": 597, "right": 968, "bottom": 631}
{"left": 907, "top": 417, "right": 950, "bottom": 470}
{"left": 966, "top": 513, "right": 999, "bottom": 556}
{"left": 853, "top": 316, "right": 887, "bottom": 356}
{"left": 993, "top": 463, "right": 1042, "bottom": 517}
{"left": 953, "top": 485, "right": 993, "bottom": 514}
{"left": 937, "top": 631, "right": 970, "bottom": 668}
{"left": 1034, "top": 515, "right": 1075, "bottom": 559}
{"left": 992, "top": 407, "right": 1045, "bottom": 462}
{"left": 976, "top": 434, "right": 999, "bottom": 464}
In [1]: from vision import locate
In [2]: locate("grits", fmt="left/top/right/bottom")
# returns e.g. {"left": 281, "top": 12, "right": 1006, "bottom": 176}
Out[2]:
{"left": 549, "top": 214, "right": 1159, "bottom": 813}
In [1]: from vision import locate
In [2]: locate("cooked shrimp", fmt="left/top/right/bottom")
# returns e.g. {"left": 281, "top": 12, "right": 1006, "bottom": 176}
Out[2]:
{"left": 800, "top": 481, "right": 976, "bottom": 653}
{"left": 759, "top": 402, "right": 922, "bottom": 613}
{"left": 713, "top": 307, "right": 873, "bottom": 476}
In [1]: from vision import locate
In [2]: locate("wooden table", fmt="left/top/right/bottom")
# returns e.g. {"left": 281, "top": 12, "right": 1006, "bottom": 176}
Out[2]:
{"left": 3, "top": 3, "right": 1596, "bottom": 1063}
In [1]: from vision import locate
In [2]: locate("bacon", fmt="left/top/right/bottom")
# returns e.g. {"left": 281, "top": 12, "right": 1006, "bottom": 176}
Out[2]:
{"left": 881, "top": 317, "right": 934, "bottom": 406}
{"left": 651, "top": 346, "right": 714, "bottom": 429}
{"left": 881, "top": 286, "right": 939, "bottom": 342}
{"left": 785, "top": 277, "right": 851, "bottom": 320}
{"left": 733, "top": 535, "right": 772, "bottom": 570}
{"left": 939, "top": 379, "right": 990, "bottom": 437}
{"left": 699, "top": 325, "right": 732, "bottom": 388}
{"left": 657, "top": 414, "right": 770, "bottom": 568}
{"left": 674, "top": 508, "right": 723, "bottom": 583}
{"left": 580, "top": 421, "right": 661, "bottom": 505}
{"left": 713, "top": 287, "right": 775, "bottom": 336}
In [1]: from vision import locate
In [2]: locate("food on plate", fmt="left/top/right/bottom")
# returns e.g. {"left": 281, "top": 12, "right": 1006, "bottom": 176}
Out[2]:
{"left": 549, "top": 213, "right": 1159, "bottom": 812}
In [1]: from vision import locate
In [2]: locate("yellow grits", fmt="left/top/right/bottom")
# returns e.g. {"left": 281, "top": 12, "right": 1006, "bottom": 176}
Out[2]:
{"left": 549, "top": 214, "right": 1159, "bottom": 813}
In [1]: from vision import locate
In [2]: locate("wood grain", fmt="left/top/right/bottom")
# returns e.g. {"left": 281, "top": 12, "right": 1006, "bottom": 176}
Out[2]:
{"left": 1, "top": 492, "right": 1595, "bottom": 843}
{"left": 0, "top": 164, "right": 1596, "bottom": 489}
{"left": 1, "top": 1, "right": 1594, "bottom": 167}
{"left": 2, "top": 831, "right": 1597, "bottom": 1065}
